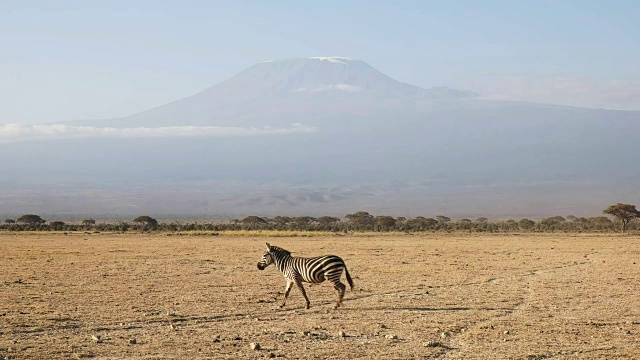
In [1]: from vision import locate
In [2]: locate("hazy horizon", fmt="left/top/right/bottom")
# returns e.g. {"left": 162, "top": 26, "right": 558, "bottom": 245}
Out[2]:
{"left": 1, "top": 2, "right": 639, "bottom": 219}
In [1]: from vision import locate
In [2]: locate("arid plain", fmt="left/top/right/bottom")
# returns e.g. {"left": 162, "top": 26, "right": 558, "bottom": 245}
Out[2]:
{"left": 1, "top": 232, "right": 639, "bottom": 359}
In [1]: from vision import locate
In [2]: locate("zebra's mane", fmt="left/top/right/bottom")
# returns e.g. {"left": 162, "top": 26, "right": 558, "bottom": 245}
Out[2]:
{"left": 269, "top": 245, "right": 291, "bottom": 256}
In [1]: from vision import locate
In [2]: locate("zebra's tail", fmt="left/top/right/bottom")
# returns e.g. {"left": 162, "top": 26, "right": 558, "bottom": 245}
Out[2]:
{"left": 344, "top": 265, "right": 354, "bottom": 291}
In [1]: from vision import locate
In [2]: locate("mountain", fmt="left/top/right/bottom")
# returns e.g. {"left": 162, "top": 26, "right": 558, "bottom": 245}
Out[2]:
{"left": 1, "top": 57, "right": 639, "bottom": 218}
{"left": 67, "top": 57, "right": 477, "bottom": 128}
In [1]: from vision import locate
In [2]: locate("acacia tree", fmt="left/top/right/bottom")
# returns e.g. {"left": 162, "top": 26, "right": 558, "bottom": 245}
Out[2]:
{"left": 272, "top": 216, "right": 292, "bottom": 228}
{"left": 436, "top": 215, "right": 451, "bottom": 224}
{"left": 240, "top": 216, "right": 268, "bottom": 228}
{"left": 317, "top": 216, "right": 340, "bottom": 227}
{"left": 345, "top": 211, "right": 374, "bottom": 230}
{"left": 518, "top": 218, "right": 535, "bottom": 231}
{"left": 292, "top": 216, "right": 316, "bottom": 228}
{"left": 17, "top": 214, "right": 46, "bottom": 226}
{"left": 49, "top": 221, "right": 66, "bottom": 230}
{"left": 132, "top": 216, "right": 159, "bottom": 230}
{"left": 374, "top": 216, "right": 397, "bottom": 231}
{"left": 603, "top": 203, "right": 639, "bottom": 233}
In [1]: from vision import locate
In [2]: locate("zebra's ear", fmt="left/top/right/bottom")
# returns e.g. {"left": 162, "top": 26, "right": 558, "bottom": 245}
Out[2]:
{"left": 266, "top": 242, "right": 271, "bottom": 250}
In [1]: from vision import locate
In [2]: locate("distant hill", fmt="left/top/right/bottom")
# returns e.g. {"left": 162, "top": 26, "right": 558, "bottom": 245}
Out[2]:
{"left": 1, "top": 57, "right": 638, "bottom": 218}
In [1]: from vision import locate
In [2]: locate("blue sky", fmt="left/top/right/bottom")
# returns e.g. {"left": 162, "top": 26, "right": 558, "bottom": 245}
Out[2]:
{"left": 1, "top": 1, "right": 639, "bottom": 124}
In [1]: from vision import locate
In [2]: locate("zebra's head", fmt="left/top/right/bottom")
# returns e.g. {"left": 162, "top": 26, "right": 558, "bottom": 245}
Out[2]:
{"left": 257, "top": 242, "right": 274, "bottom": 270}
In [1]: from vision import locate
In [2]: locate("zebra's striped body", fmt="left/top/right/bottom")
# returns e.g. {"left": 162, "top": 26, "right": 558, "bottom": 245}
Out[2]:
{"left": 257, "top": 243, "right": 354, "bottom": 309}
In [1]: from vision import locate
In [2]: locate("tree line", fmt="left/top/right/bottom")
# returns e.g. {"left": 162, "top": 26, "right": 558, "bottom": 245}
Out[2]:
{"left": 1, "top": 203, "right": 638, "bottom": 233}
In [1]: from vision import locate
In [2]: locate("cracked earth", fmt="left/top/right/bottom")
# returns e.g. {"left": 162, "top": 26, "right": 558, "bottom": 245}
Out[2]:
{"left": 1, "top": 233, "right": 639, "bottom": 359}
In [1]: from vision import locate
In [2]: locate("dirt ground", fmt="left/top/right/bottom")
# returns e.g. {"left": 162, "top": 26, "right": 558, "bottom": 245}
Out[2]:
{"left": 1, "top": 232, "right": 639, "bottom": 359}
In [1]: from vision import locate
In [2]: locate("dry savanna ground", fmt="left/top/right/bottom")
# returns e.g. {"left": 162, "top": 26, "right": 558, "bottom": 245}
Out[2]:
{"left": 1, "top": 232, "right": 639, "bottom": 359}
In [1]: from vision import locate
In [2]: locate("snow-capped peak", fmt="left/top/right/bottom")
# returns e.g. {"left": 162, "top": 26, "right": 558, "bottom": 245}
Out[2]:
{"left": 308, "top": 57, "right": 353, "bottom": 64}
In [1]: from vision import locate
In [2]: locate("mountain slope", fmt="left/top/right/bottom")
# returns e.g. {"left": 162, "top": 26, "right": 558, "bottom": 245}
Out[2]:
{"left": 2, "top": 57, "right": 639, "bottom": 217}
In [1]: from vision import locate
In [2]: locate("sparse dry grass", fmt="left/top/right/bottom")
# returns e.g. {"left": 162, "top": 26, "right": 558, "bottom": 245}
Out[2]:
{"left": 1, "top": 232, "right": 639, "bottom": 359}
{"left": 171, "top": 230, "right": 338, "bottom": 237}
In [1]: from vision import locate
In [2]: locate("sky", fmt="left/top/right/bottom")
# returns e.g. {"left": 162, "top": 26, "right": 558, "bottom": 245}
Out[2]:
{"left": 1, "top": 0, "right": 639, "bottom": 125}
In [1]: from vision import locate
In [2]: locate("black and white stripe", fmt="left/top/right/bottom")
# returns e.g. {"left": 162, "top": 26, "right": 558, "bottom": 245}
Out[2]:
{"left": 257, "top": 242, "right": 354, "bottom": 309}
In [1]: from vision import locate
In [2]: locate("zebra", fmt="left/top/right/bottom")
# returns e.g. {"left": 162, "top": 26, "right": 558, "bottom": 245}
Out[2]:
{"left": 257, "top": 243, "right": 354, "bottom": 309}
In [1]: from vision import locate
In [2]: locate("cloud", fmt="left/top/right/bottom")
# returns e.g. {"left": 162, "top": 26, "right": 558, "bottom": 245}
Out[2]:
{"left": 0, "top": 123, "right": 317, "bottom": 144}
{"left": 295, "top": 84, "right": 361, "bottom": 93}
{"left": 468, "top": 76, "right": 640, "bottom": 110}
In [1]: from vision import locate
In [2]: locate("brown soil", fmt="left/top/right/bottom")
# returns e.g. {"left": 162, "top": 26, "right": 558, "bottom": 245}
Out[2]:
{"left": 1, "top": 233, "right": 639, "bottom": 359}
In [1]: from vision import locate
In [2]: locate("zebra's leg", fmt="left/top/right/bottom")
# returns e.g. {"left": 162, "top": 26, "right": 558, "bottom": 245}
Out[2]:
{"left": 280, "top": 280, "right": 293, "bottom": 308}
{"left": 294, "top": 279, "right": 311, "bottom": 309}
{"left": 333, "top": 282, "right": 346, "bottom": 309}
